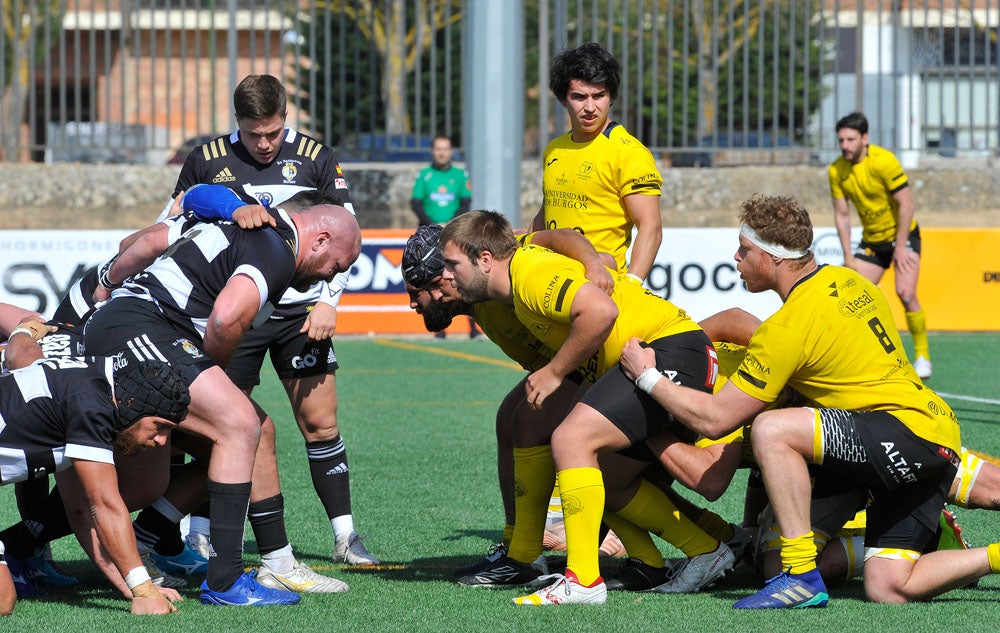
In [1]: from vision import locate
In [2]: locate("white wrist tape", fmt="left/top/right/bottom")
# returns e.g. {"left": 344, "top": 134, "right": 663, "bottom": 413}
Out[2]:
{"left": 635, "top": 367, "right": 663, "bottom": 394}
{"left": 625, "top": 272, "right": 643, "bottom": 284}
{"left": 125, "top": 566, "right": 152, "bottom": 590}
{"left": 9, "top": 327, "right": 34, "bottom": 339}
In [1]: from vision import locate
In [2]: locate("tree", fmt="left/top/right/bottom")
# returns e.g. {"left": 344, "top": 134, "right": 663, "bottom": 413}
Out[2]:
{"left": 521, "top": 0, "right": 824, "bottom": 152}
{"left": 638, "top": 0, "right": 825, "bottom": 149}
{"left": 1, "top": 0, "right": 63, "bottom": 160}
{"left": 294, "top": 0, "right": 462, "bottom": 146}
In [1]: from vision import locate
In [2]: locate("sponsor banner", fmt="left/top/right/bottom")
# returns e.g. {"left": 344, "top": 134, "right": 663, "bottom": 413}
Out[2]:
{"left": 640, "top": 226, "right": 1000, "bottom": 332}
{"left": 0, "top": 227, "right": 996, "bottom": 333}
{"left": 0, "top": 230, "right": 131, "bottom": 316}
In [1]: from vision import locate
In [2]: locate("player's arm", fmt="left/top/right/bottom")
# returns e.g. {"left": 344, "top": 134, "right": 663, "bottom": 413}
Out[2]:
{"left": 0, "top": 552, "right": 13, "bottom": 615}
{"left": 203, "top": 274, "right": 263, "bottom": 368}
{"left": 182, "top": 183, "right": 275, "bottom": 228}
{"left": 529, "top": 205, "right": 545, "bottom": 232}
{"left": 64, "top": 460, "right": 178, "bottom": 614}
{"left": 623, "top": 192, "right": 662, "bottom": 281}
{"left": 832, "top": 196, "right": 855, "bottom": 268}
{"left": 526, "top": 284, "right": 617, "bottom": 409}
{"left": 409, "top": 196, "right": 434, "bottom": 226}
{"left": 645, "top": 432, "right": 743, "bottom": 501}
{"left": 698, "top": 308, "right": 761, "bottom": 346}
{"left": 891, "top": 185, "right": 917, "bottom": 271}
{"left": 528, "top": 228, "right": 615, "bottom": 294}
{"left": 2, "top": 330, "right": 44, "bottom": 370}
{"left": 0, "top": 302, "right": 43, "bottom": 334}
{"left": 99, "top": 225, "right": 170, "bottom": 293}
{"left": 620, "top": 337, "right": 765, "bottom": 439}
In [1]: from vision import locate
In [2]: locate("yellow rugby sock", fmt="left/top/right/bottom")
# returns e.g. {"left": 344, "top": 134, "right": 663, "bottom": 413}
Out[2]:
{"left": 988, "top": 543, "right": 1000, "bottom": 574}
{"left": 906, "top": 309, "right": 930, "bottom": 359}
{"left": 502, "top": 524, "right": 514, "bottom": 548}
{"left": 667, "top": 490, "right": 732, "bottom": 542}
{"left": 558, "top": 467, "right": 605, "bottom": 586}
{"left": 617, "top": 479, "right": 718, "bottom": 557}
{"left": 694, "top": 508, "right": 734, "bottom": 543}
{"left": 602, "top": 512, "right": 664, "bottom": 568}
{"left": 780, "top": 532, "right": 819, "bottom": 575}
{"left": 506, "top": 446, "right": 555, "bottom": 564}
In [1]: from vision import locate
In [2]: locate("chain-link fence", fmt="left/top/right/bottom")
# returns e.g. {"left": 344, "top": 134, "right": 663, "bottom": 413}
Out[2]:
{"left": 1, "top": 1, "right": 996, "bottom": 164}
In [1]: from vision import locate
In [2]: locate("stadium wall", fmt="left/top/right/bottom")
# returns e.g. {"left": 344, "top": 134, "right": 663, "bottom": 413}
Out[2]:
{"left": 0, "top": 160, "right": 999, "bottom": 231}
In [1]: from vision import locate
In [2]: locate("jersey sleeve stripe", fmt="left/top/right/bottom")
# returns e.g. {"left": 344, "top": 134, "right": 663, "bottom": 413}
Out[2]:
{"left": 554, "top": 278, "right": 573, "bottom": 312}
{"left": 231, "top": 264, "right": 270, "bottom": 313}
{"left": 65, "top": 444, "right": 115, "bottom": 465}
{"left": 629, "top": 182, "right": 662, "bottom": 193}
{"left": 737, "top": 368, "right": 767, "bottom": 390}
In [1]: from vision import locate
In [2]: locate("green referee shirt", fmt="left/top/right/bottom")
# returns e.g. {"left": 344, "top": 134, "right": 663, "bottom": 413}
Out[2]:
{"left": 411, "top": 164, "right": 472, "bottom": 224}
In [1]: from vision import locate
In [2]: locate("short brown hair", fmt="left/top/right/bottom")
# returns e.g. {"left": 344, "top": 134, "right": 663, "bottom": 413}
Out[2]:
{"left": 234, "top": 74, "right": 287, "bottom": 121}
{"left": 439, "top": 210, "right": 518, "bottom": 263}
{"left": 738, "top": 195, "right": 814, "bottom": 262}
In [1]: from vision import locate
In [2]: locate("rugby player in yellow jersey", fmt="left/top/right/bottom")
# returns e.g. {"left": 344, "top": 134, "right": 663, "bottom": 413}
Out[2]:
{"left": 830, "top": 111, "right": 932, "bottom": 379}
{"left": 619, "top": 194, "right": 1000, "bottom": 609}
{"left": 530, "top": 42, "right": 662, "bottom": 282}
{"left": 440, "top": 211, "right": 733, "bottom": 605}
{"left": 403, "top": 225, "right": 698, "bottom": 591}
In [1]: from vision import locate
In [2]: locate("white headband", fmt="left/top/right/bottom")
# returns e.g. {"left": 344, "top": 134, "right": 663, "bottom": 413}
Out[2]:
{"left": 739, "top": 223, "right": 810, "bottom": 259}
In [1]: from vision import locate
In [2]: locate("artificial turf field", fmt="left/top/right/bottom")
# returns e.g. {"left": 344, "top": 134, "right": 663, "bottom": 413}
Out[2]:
{"left": 1, "top": 332, "right": 998, "bottom": 632}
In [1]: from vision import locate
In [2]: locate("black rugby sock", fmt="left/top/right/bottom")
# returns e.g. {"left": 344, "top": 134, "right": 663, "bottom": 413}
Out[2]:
{"left": 306, "top": 438, "right": 352, "bottom": 520}
{"left": 204, "top": 480, "right": 251, "bottom": 592}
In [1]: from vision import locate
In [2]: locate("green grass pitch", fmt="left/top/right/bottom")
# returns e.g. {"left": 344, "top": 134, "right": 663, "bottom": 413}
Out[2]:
{"left": 1, "top": 333, "right": 998, "bottom": 632}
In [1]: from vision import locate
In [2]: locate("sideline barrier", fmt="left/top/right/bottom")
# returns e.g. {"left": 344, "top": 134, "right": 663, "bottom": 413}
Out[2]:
{"left": 0, "top": 227, "right": 996, "bottom": 333}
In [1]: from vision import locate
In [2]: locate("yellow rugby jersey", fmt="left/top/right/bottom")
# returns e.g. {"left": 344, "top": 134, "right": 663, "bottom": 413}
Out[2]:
{"left": 729, "top": 265, "right": 960, "bottom": 452}
{"left": 828, "top": 144, "right": 916, "bottom": 243}
{"left": 542, "top": 122, "right": 662, "bottom": 270}
{"left": 472, "top": 301, "right": 553, "bottom": 372}
{"left": 509, "top": 244, "right": 699, "bottom": 382}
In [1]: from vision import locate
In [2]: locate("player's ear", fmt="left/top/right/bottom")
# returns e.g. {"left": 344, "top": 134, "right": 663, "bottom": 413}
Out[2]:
{"left": 312, "top": 230, "right": 332, "bottom": 252}
{"left": 478, "top": 250, "right": 493, "bottom": 272}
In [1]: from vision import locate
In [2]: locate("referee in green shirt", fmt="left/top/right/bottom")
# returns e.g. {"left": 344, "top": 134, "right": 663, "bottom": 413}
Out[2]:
{"left": 410, "top": 135, "right": 472, "bottom": 226}
{"left": 410, "top": 135, "right": 479, "bottom": 339}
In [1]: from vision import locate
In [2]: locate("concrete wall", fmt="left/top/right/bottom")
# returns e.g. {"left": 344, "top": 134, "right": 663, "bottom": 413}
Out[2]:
{"left": 1, "top": 158, "right": 998, "bottom": 230}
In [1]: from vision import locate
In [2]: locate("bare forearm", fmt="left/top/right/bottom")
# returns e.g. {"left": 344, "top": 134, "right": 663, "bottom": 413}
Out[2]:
{"left": 894, "top": 192, "right": 915, "bottom": 246}
{"left": 627, "top": 225, "right": 662, "bottom": 280}
{"left": 833, "top": 201, "right": 853, "bottom": 259}
{"left": 202, "top": 320, "right": 245, "bottom": 368}
{"left": 647, "top": 379, "right": 741, "bottom": 440}
{"left": 106, "top": 228, "right": 168, "bottom": 287}
{"left": 647, "top": 435, "right": 739, "bottom": 501}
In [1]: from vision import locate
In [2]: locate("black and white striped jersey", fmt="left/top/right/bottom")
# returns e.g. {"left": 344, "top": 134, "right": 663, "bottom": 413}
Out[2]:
{"left": 172, "top": 127, "right": 354, "bottom": 318}
{"left": 0, "top": 356, "right": 118, "bottom": 485}
{"left": 52, "top": 212, "right": 205, "bottom": 326}
{"left": 110, "top": 209, "right": 299, "bottom": 343}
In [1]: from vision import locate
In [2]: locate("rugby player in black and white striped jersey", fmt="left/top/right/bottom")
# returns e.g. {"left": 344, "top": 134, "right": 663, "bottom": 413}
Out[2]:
{"left": 82, "top": 194, "right": 360, "bottom": 606}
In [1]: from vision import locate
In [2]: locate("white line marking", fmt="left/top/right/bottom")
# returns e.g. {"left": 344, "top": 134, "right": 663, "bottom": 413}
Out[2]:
{"left": 938, "top": 392, "right": 1000, "bottom": 407}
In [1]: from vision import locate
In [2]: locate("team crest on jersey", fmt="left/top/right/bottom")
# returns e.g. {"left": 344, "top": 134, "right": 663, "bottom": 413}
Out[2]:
{"left": 281, "top": 163, "right": 298, "bottom": 183}
{"left": 175, "top": 339, "right": 204, "bottom": 358}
